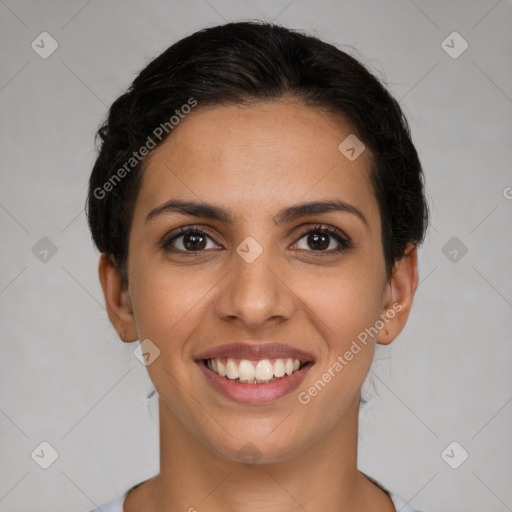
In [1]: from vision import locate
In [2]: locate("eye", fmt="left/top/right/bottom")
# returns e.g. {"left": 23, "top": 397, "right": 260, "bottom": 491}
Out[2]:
{"left": 161, "top": 224, "right": 353, "bottom": 255}
{"left": 161, "top": 227, "right": 221, "bottom": 253}
{"left": 292, "top": 224, "right": 353, "bottom": 254}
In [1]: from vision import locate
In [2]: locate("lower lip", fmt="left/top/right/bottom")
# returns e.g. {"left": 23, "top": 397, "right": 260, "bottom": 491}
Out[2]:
{"left": 197, "top": 360, "right": 314, "bottom": 404}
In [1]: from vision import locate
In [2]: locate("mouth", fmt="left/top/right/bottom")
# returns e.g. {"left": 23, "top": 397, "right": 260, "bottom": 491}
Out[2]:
{"left": 194, "top": 342, "right": 315, "bottom": 403}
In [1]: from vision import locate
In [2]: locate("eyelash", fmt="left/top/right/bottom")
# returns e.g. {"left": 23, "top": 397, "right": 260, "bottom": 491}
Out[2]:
{"left": 160, "top": 224, "right": 354, "bottom": 255}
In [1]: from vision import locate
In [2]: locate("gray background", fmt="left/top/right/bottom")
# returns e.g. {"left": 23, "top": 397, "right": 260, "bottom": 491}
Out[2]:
{"left": 1, "top": 1, "right": 511, "bottom": 511}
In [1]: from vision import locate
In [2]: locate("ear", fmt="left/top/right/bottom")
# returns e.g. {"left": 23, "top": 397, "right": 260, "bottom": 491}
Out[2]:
{"left": 376, "top": 242, "right": 419, "bottom": 345}
{"left": 98, "top": 253, "right": 138, "bottom": 343}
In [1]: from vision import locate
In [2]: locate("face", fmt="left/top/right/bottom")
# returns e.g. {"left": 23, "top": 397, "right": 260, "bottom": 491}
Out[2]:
{"left": 101, "top": 99, "right": 416, "bottom": 463}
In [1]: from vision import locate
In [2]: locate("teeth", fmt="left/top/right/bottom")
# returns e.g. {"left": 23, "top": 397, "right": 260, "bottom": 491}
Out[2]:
{"left": 238, "top": 359, "right": 256, "bottom": 382}
{"left": 217, "top": 360, "right": 226, "bottom": 377}
{"left": 206, "top": 357, "right": 305, "bottom": 383}
{"left": 255, "top": 359, "right": 273, "bottom": 381}
{"left": 226, "top": 358, "right": 238, "bottom": 379}
{"left": 274, "top": 359, "right": 285, "bottom": 378}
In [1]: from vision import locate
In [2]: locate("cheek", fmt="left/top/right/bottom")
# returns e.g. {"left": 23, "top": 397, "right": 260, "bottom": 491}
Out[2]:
{"left": 128, "top": 258, "right": 209, "bottom": 345}
{"left": 293, "top": 275, "right": 381, "bottom": 424}
{"left": 295, "top": 263, "right": 384, "bottom": 342}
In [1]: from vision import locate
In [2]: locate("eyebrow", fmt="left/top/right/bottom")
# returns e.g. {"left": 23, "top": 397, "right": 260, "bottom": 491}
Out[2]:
{"left": 145, "top": 199, "right": 369, "bottom": 229}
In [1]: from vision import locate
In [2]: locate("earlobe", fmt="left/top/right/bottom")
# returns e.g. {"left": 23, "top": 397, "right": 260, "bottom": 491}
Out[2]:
{"left": 377, "top": 242, "right": 419, "bottom": 345}
{"left": 98, "top": 253, "right": 138, "bottom": 342}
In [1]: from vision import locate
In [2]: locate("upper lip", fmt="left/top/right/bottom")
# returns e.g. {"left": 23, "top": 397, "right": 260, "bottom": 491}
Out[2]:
{"left": 195, "top": 342, "right": 315, "bottom": 362}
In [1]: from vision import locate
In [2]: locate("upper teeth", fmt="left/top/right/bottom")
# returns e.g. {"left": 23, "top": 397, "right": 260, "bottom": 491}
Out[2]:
{"left": 207, "top": 357, "right": 302, "bottom": 382}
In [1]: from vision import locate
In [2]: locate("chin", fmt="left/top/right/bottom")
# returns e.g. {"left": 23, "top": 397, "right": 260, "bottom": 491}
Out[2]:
{"left": 202, "top": 427, "right": 308, "bottom": 467}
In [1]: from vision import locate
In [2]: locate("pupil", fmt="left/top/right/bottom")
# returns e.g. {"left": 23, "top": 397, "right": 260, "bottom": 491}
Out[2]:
{"left": 184, "top": 233, "right": 206, "bottom": 250}
{"left": 308, "top": 232, "right": 328, "bottom": 250}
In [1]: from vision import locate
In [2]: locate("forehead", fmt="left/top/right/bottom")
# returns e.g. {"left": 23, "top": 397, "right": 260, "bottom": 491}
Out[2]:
{"left": 136, "top": 100, "right": 376, "bottom": 220}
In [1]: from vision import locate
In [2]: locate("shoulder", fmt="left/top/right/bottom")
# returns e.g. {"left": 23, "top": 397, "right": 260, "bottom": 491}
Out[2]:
{"left": 388, "top": 491, "right": 423, "bottom": 512}
{"left": 362, "top": 472, "right": 423, "bottom": 512}
{"left": 86, "top": 478, "right": 150, "bottom": 512}
{"left": 86, "top": 491, "right": 127, "bottom": 512}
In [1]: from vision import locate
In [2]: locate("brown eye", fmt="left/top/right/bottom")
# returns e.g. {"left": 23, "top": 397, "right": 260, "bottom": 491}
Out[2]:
{"left": 162, "top": 228, "right": 219, "bottom": 252}
{"left": 294, "top": 225, "right": 353, "bottom": 253}
{"left": 304, "top": 232, "right": 330, "bottom": 251}
{"left": 181, "top": 232, "right": 207, "bottom": 251}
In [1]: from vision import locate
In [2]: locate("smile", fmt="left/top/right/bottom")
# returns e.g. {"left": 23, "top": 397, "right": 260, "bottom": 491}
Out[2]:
{"left": 195, "top": 342, "right": 315, "bottom": 403}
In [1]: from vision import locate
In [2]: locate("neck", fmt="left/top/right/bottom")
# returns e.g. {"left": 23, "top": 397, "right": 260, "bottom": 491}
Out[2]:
{"left": 142, "top": 395, "right": 383, "bottom": 512}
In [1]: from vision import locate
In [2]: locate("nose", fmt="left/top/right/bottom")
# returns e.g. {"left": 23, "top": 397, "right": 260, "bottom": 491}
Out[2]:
{"left": 214, "top": 243, "right": 296, "bottom": 331}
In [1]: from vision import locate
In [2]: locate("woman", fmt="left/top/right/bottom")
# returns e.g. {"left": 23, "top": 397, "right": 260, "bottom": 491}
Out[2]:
{"left": 87, "top": 21, "right": 428, "bottom": 512}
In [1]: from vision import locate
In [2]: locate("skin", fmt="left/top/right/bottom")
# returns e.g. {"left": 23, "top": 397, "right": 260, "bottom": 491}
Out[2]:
{"left": 99, "top": 99, "right": 418, "bottom": 512}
